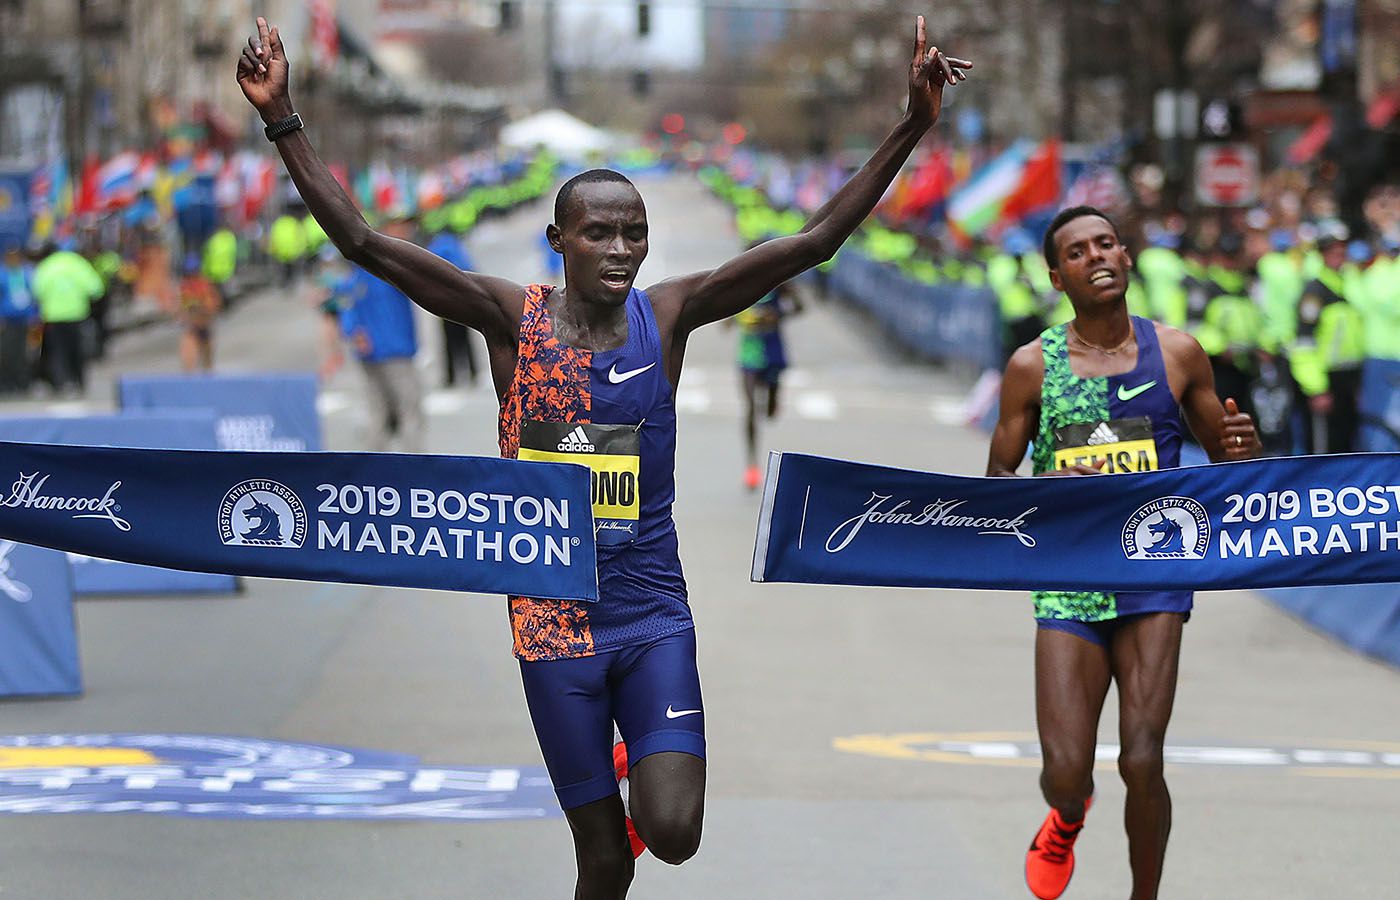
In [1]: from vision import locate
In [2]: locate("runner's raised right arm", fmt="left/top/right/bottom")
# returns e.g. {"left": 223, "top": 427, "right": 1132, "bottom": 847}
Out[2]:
{"left": 236, "top": 17, "right": 521, "bottom": 344}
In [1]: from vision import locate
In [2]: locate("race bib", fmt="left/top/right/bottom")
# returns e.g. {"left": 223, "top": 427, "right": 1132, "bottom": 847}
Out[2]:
{"left": 518, "top": 421, "right": 641, "bottom": 545}
{"left": 1053, "top": 416, "right": 1158, "bottom": 474}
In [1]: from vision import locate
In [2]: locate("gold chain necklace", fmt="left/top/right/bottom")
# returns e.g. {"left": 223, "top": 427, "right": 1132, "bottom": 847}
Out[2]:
{"left": 1068, "top": 320, "right": 1134, "bottom": 356}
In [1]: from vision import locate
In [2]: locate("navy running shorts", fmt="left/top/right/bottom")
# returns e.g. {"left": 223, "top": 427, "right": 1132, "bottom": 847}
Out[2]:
{"left": 1036, "top": 610, "right": 1189, "bottom": 648}
{"left": 518, "top": 627, "right": 705, "bottom": 810}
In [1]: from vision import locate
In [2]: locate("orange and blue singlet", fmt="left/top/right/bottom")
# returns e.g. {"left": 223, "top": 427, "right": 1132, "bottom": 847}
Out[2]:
{"left": 501, "top": 285, "right": 705, "bottom": 810}
{"left": 499, "top": 284, "right": 693, "bottom": 661}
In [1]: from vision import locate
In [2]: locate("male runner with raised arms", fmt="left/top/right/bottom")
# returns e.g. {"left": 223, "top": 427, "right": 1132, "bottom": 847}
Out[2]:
{"left": 986, "top": 206, "right": 1259, "bottom": 900}
{"left": 238, "top": 15, "right": 968, "bottom": 898}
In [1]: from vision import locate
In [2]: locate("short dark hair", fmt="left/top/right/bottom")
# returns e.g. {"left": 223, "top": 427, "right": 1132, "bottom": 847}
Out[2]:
{"left": 553, "top": 168, "right": 636, "bottom": 227}
{"left": 1042, "top": 205, "right": 1121, "bottom": 268}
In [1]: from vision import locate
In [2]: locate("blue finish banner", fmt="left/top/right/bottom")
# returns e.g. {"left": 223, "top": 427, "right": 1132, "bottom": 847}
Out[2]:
{"left": 752, "top": 451, "right": 1400, "bottom": 592}
{"left": 0, "top": 412, "right": 237, "bottom": 595}
{"left": 0, "top": 540, "right": 81, "bottom": 697}
{"left": 119, "top": 373, "right": 323, "bottom": 452}
{"left": 0, "top": 443, "right": 597, "bottom": 601}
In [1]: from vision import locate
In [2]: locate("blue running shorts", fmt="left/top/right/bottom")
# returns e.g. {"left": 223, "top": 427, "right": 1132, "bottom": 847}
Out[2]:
{"left": 518, "top": 627, "right": 705, "bottom": 810}
{"left": 1036, "top": 610, "right": 1189, "bottom": 648}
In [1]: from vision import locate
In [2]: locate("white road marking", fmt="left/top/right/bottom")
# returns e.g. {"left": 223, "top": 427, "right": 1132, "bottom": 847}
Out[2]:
{"left": 42, "top": 401, "right": 92, "bottom": 417}
{"left": 929, "top": 398, "right": 967, "bottom": 426}
{"left": 784, "top": 368, "right": 814, "bottom": 388}
{"left": 424, "top": 391, "right": 467, "bottom": 415}
{"left": 674, "top": 386, "right": 712, "bottom": 413}
{"left": 794, "top": 391, "right": 838, "bottom": 420}
{"left": 316, "top": 392, "right": 350, "bottom": 416}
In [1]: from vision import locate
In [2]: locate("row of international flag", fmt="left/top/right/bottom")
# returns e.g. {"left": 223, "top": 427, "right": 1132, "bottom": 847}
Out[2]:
{"left": 26, "top": 143, "right": 519, "bottom": 243}
{"left": 880, "top": 138, "right": 1130, "bottom": 242}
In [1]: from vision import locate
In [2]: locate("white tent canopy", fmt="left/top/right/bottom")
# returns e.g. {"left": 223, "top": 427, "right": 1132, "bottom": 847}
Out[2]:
{"left": 499, "top": 109, "right": 617, "bottom": 161}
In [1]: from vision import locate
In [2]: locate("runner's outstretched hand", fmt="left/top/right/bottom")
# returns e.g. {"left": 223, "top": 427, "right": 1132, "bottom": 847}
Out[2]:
{"left": 236, "top": 17, "right": 293, "bottom": 122}
{"left": 1220, "top": 398, "right": 1260, "bottom": 460}
{"left": 1036, "top": 460, "right": 1107, "bottom": 477}
{"left": 907, "top": 15, "right": 971, "bottom": 128}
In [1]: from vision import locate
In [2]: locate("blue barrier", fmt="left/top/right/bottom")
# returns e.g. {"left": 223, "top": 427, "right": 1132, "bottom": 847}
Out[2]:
{"left": 1267, "top": 585, "right": 1400, "bottom": 669}
{"left": 830, "top": 251, "right": 1002, "bottom": 370}
{"left": 1358, "top": 358, "right": 1400, "bottom": 452}
{"left": 0, "top": 412, "right": 238, "bottom": 595}
{"left": 119, "top": 373, "right": 322, "bottom": 452}
{"left": 0, "top": 540, "right": 81, "bottom": 696}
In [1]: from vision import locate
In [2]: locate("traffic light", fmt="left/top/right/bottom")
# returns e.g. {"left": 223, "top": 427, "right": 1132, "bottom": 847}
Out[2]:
{"left": 632, "top": 70, "right": 651, "bottom": 98}
{"left": 637, "top": 2, "right": 651, "bottom": 36}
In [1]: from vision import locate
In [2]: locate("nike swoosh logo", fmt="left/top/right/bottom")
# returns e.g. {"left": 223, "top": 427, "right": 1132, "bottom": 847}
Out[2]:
{"left": 1117, "top": 381, "right": 1157, "bottom": 402}
{"left": 665, "top": 705, "right": 702, "bottom": 719}
{"left": 608, "top": 362, "right": 655, "bottom": 384}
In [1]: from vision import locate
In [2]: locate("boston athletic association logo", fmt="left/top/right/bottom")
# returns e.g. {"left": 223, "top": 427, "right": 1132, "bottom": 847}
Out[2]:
{"left": 218, "top": 480, "right": 307, "bottom": 548}
{"left": 1122, "top": 496, "right": 1210, "bottom": 560}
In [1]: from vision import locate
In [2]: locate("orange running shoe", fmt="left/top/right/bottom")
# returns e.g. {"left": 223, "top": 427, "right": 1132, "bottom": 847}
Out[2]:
{"left": 613, "top": 740, "right": 647, "bottom": 859}
{"left": 1024, "top": 797, "right": 1091, "bottom": 899}
{"left": 743, "top": 464, "right": 762, "bottom": 491}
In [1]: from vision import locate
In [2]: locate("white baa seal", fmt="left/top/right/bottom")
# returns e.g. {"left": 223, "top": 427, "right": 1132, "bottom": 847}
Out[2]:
{"left": 1122, "top": 496, "right": 1210, "bottom": 560}
{"left": 218, "top": 480, "right": 307, "bottom": 548}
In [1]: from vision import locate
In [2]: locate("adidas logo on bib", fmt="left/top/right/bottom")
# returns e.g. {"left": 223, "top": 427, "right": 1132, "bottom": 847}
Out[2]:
{"left": 1086, "top": 423, "right": 1119, "bottom": 446}
{"left": 556, "top": 426, "right": 596, "bottom": 453}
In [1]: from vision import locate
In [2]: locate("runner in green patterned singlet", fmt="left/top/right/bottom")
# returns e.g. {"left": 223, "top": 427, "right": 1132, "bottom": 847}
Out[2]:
{"left": 987, "top": 207, "right": 1260, "bottom": 900}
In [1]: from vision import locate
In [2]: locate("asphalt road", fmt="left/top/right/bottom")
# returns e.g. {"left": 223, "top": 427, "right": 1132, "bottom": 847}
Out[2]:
{"left": 1, "top": 173, "right": 1397, "bottom": 900}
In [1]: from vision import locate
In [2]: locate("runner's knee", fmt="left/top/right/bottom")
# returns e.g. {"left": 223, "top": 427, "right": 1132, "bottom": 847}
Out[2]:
{"left": 1040, "top": 746, "right": 1095, "bottom": 802}
{"left": 1117, "top": 740, "right": 1165, "bottom": 788}
{"left": 638, "top": 811, "right": 702, "bottom": 865}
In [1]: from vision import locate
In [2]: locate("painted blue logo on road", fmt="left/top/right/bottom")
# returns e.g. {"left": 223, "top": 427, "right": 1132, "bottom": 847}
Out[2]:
{"left": 0, "top": 734, "right": 560, "bottom": 820}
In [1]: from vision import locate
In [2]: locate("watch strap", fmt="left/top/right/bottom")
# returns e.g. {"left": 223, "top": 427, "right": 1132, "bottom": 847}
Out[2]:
{"left": 264, "top": 112, "right": 304, "bottom": 142}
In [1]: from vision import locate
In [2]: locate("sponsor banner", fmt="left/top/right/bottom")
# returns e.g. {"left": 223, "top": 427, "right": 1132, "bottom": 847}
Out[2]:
{"left": 119, "top": 373, "right": 323, "bottom": 452}
{"left": 752, "top": 451, "right": 1400, "bottom": 592}
{"left": 0, "top": 734, "right": 559, "bottom": 820}
{"left": 0, "top": 541, "right": 81, "bottom": 697}
{"left": 0, "top": 442, "right": 597, "bottom": 601}
{"left": 0, "top": 412, "right": 237, "bottom": 595}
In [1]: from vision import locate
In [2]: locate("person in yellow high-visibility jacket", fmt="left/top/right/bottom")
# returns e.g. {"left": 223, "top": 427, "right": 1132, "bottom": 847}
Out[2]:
{"left": 268, "top": 207, "right": 308, "bottom": 285}
{"left": 1291, "top": 236, "right": 1367, "bottom": 453}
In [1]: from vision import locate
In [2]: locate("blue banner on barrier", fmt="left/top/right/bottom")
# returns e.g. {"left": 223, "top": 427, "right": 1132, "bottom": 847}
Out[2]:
{"left": 0, "top": 541, "right": 81, "bottom": 696}
{"left": 1267, "top": 584, "right": 1400, "bottom": 668}
{"left": 753, "top": 451, "right": 1400, "bottom": 592}
{"left": 1358, "top": 358, "right": 1400, "bottom": 453}
{"left": 119, "top": 373, "right": 322, "bottom": 452}
{"left": 0, "top": 443, "right": 597, "bottom": 601}
{"left": 0, "top": 413, "right": 237, "bottom": 595}
{"left": 830, "top": 252, "right": 1002, "bottom": 370}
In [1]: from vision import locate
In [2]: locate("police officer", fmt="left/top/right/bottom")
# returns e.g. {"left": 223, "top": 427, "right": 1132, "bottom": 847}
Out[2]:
{"left": 987, "top": 230, "right": 1044, "bottom": 362}
{"left": 1291, "top": 235, "right": 1366, "bottom": 453}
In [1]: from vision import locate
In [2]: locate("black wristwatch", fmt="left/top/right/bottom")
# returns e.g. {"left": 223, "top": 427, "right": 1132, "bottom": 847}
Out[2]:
{"left": 264, "top": 112, "right": 304, "bottom": 142}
